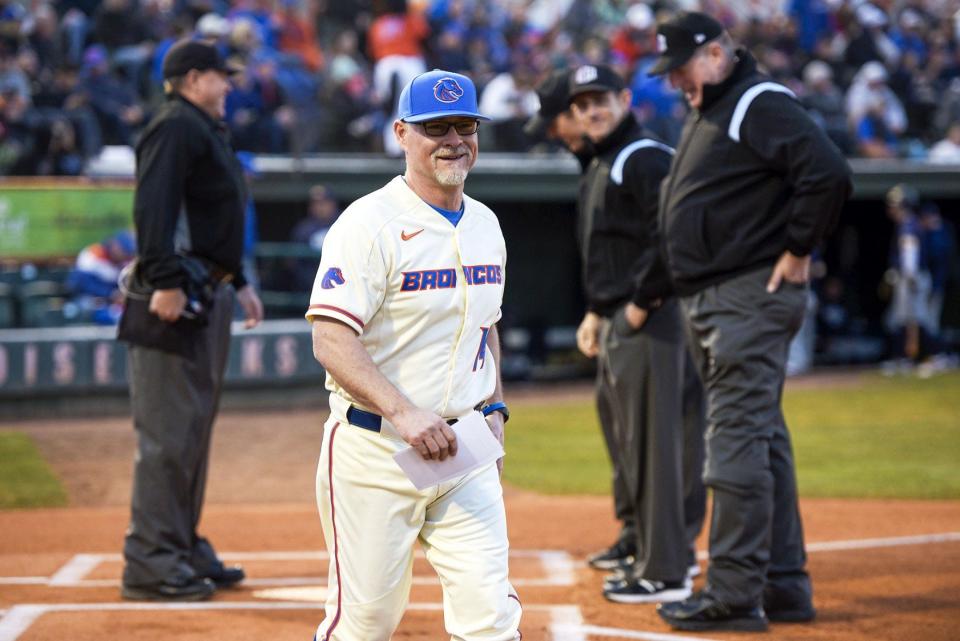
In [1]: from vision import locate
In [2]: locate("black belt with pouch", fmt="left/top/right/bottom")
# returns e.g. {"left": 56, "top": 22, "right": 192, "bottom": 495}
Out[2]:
{"left": 117, "top": 255, "right": 230, "bottom": 357}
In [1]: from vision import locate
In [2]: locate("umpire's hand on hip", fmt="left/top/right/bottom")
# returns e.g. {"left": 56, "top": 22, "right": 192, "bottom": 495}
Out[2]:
{"left": 149, "top": 288, "right": 187, "bottom": 322}
{"left": 624, "top": 302, "right": 649, "bottom": 330}
{"left": 392, "top": 406, "right": 459, "bottom": 461}
{"left": 767, "top": 251, "right": 811, "bottom": 293}
{"left": 576, "top": 311, "right": 602, "bottom": 358}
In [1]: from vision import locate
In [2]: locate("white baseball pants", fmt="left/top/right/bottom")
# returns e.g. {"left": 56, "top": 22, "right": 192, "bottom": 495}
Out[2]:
{"left": 314, "top": 417, "right": 522, "bottom": 641}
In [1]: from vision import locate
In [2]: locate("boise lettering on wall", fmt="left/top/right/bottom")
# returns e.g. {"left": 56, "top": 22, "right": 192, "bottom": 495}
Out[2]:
{"left": 24, "top": 344, "right": 38, "bottom": 386}
{"left": 53, "top": 343, "right": 75, "bottom": 385}
{"left": 241, "top": 337, "right": 265, "bottom": 378}
{"left": 94, "top": 342, "right": 113, "bottom": 385}
{"left": 0, "top": 323, "right": 325, "bottom": 396}
{"left": 275, "top": 336, "right": 298, "bottom": 377}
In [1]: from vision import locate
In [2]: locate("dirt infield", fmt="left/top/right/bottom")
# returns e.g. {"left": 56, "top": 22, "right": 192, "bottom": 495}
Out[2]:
{"left": 2, "top": 397, "right": 960, "bottom": 640}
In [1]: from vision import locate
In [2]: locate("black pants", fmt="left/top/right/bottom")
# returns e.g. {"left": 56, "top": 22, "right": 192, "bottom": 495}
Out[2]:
{"left": 596, "top": 299, "right": 700, "bottom": 582}
{"left": 122, "top": 285, "right": 234, "bottom": 585}
{"left": 595, "top": 361, "right": 635, "bottom": 544}
{"left": 681, "top": 349, "right": 707, "bottom": 566}
{"left": 681, "top": 266, "right": 811, "bottom": 607}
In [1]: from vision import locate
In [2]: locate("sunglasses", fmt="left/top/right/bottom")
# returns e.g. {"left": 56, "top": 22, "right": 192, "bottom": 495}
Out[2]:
{"left": 417, "top": 120, "right": 480, "bottom": 136}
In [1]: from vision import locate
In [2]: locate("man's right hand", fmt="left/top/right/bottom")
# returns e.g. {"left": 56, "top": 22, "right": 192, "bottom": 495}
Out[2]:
{"left": 149, "top": 288, "right": 187, "bottom": 322}
{"left": 391, "top": 406, "right": 458, "bottom": 461}
{"left": 576, "top": 311, "right": 602, "bottom": 358}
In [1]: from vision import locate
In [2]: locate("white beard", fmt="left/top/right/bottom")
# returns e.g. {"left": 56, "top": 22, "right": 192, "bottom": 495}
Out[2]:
{"left": 433, "top": 145, "right": 472, "bottom": 186}
{"left": 435, "top": 167, "right": 468, "bottom": 185}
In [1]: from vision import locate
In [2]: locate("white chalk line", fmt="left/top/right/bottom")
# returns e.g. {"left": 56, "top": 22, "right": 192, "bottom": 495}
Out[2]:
{"left": 548, "top": 605, "right": 585, "bottom": 641}
{"left": 47, "top": 554, "right": 102, "bottom": 586}
{"left": 1, "top": 548, "right": 576, "bottom": 588}
{"left": 538, "top": 550, "right": 577, "bottom": 586}
{"left": 692, "top": 530, "right": 960, "bottom": 561}
{"left": 2, "top": 533, "right": 958, "bottom": 641}
{"left": 1, "top": 576, "right": 567, "bottom": 588}
{"left": 0, "top": 578, "right": 45, "bottom": 586}
{"left": 573, "top": 624, "right": 723, "bottom": 641}
{"left": 806, "top": 531, "right": 960, "bottom": 552}
{"left": 0, "top": 603, "right": 583, "bottom": 641}
{"left": 0, "top": 605, "right": 45, "bottom": 641}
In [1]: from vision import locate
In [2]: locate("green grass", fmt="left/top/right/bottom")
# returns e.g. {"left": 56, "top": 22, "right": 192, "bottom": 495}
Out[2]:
{"left": 786, "top": 373, "right": 960, "bottom": 498}
{"left": 503, "top": 372, "right": 960, "bottom": 500}
{"left": 0, "top": 432, "right": 68, "bottom": 508}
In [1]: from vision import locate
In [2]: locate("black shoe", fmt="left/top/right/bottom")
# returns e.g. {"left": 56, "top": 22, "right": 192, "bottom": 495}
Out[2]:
{"left": 192, "top": 537, "right": 245, "bottom": 588}
{"left": 763, "top": 586, "right": 816, "bottom": 623}
{"left": 587, "top": 539, "right": 636, "bottom": 570}
{"left": 602, "top": 566, "right": 630, "bottom": 590}
{"left": 604, "top": 560, "right": 699, "bottom": 589}
{"left": 604, "top": 577, "right": 692, "bottom": 604}
{"left": 200, "top": 563, "right": 245, "bottom": 588}
{"left": 121, "top": 576, "right": 215, "bottom": 602}
{"left": 657, "top": 591, "right": 768, "bottom": 632}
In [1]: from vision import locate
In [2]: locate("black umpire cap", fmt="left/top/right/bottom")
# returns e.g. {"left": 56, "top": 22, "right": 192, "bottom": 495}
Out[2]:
{"left": 567, "top": 64, "right": 626, "bottom": 99}
{"left": 162, "top": 39, "right": 240, "bottom": 79}
{"left": 648, "top": 12, "right": 724, "bottom": 76}
{"left": 524, "top": 69, "right": 572, "bottom": 137}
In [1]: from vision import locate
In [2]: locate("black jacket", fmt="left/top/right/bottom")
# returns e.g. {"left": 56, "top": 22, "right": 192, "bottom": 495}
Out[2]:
{"left": 133, "top": 94, "right": 247, "bottom": 291}
{"left": 578, "top": 114, "right": 674, "bottom": 315}
{"left": 660, "top": 51, "right": 852, "bottom": 296}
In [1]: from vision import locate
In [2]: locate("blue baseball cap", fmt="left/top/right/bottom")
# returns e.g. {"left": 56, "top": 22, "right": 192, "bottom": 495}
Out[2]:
{"left": 111, "top": 230, "right": 136, "bottom": 256}
{"left": 397, "top": 69, "right": 490, "bottom": 123}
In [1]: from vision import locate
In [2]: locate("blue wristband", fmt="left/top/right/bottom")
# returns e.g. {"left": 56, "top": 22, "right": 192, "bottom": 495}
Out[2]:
{"left": 482, "top": 401, "right": 509, "bottom": 422}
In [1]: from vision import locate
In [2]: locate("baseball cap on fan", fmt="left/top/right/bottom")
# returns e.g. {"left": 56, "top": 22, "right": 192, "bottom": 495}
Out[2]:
{"left": 648, "top": 12, "right": 724, "bottom": 76}
{"left": 397, "top": 69, "right": 490, "bottom": 123}
{"left": 567, "top": 64, "right": 626, "bottom": 99}
{"left": 524, "top": 69, "right": 572, "bottom": 137}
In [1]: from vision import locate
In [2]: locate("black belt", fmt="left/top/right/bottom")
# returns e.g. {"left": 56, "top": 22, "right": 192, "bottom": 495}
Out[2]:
{"left": 209, "top": 266, "right": 234, "bottom": 284}
{"left": 346, "top": 403, "right": 484, "bottom": 433}
{"left": 185, "top": 254, "right": 234, "bottom": 284}
{"left": 346, "top": 406, "right": 382, "bottom": 432}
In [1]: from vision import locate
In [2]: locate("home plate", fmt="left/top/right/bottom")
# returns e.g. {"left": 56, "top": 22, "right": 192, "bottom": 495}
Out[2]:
{"left": 253, "top": 586, "right": 327, "bottom": 602}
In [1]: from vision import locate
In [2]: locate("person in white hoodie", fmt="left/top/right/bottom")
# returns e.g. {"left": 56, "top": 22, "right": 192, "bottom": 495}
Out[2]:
{"left": 844, "top": 61, "right": 906, "bottom": 135}
{"left": 929, "top": 122, "right": 960, "bottom": 163}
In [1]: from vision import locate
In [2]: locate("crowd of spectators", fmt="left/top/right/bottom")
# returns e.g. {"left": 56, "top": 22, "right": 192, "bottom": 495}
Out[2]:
{"left": 2, "top": 0, "right": 960, "bottom": 174}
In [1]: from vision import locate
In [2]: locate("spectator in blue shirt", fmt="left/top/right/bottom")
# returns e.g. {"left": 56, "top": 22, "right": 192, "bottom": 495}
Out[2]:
{"left": 855, "top": 98, "right": 899, "bottom": 158}
{"left": 66, "top": 230, "right": 136, "bottom": 324}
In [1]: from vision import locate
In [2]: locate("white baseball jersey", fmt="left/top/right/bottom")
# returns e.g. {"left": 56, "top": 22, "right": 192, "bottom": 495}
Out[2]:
{"left": 308, "top": 176, "right": 521, "bottom": 641}
{"left": 306, "top": 175, "right": 506, "bottom": 422}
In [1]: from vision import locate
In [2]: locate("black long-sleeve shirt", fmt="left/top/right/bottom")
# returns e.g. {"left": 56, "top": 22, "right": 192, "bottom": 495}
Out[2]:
{"left": 133, "top": 94, "right": 247, "bottom": 290}
{"left": 660, "top": 50, "right": 852, "bottom": 296}
{"left": 578, "top": 114, "right": 675, "bottom": 315}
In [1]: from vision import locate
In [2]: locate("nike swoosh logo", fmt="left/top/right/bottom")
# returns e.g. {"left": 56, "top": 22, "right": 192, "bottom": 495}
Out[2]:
{"left": 401, "top": 229, "right": 425, "bottom": 241}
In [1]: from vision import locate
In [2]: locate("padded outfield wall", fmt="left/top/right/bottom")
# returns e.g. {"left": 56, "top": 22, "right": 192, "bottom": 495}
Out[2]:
{"left": 0, "top": 320, "right": 324, "bottom": 418}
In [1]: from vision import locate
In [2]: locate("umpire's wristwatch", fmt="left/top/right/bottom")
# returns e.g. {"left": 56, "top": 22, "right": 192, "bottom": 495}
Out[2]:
{"left": 482, "top": 402, "right": 510, "bottom": 423}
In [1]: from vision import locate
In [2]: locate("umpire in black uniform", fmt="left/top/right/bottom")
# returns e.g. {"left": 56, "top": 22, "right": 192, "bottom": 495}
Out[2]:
{"left": 526, "top": 71, "right": 639, "bottom": 572}
{"left": 526, "top": 70, "right": 707, "bottom": 594}
{"left": 649, "top": 13, "right": 852, "bottom": 631}
{"left": 118, "top": 40, "right": 264, "bottom": 601}
{"left": 563, "top": 64, "right": 705, "bottom": 603}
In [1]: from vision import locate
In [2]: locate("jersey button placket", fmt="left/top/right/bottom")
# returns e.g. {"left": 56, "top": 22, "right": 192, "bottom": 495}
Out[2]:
{"left": 440, "top": 227, "right": 470, "bottom": 415}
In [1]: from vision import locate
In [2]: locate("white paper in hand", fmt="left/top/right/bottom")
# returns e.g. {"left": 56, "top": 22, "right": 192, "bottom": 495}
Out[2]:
{"left": 393, "top": 410, "right": 504, "bottom": 490}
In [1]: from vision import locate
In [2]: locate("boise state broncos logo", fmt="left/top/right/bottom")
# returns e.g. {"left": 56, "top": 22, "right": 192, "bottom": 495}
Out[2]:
{"left": 321, "top": 267, "right": 346, "bottom": 289}
{"left": 434, "top": 77, "right": 464, "bottom": 103}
